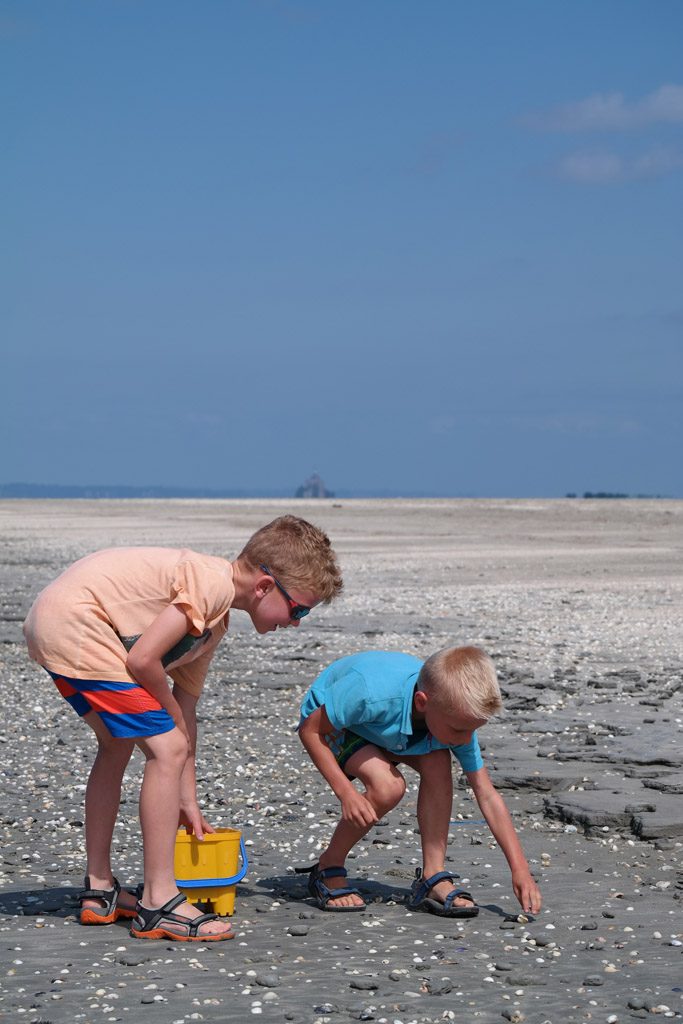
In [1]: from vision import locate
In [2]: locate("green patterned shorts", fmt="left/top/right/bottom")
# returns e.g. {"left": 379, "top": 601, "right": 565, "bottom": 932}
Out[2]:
{"left": 331, "top": 729, "right": 370, "bottom": 774}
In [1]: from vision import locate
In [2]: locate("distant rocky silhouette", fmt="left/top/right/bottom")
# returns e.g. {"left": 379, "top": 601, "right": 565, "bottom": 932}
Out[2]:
{"left": 295, "top": 473, "right": 334, "bottom": 498}
{"left": 564, "top": 491, "right": 663, "bottom": 499}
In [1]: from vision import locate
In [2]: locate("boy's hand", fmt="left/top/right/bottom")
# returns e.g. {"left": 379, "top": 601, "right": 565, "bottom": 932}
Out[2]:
{"left": 179, "top": 805, "right": 216, "bottom": 842}
{"left": 340, "top": 789, "right": 378, "bottom": 829}
{"left": 512, "top": 868, "right": 542, "bottom": 915}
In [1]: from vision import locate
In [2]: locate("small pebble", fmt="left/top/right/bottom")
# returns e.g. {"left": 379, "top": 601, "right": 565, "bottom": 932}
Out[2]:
{"left": 255, "top": 972, "right": 280, "bottom": 988}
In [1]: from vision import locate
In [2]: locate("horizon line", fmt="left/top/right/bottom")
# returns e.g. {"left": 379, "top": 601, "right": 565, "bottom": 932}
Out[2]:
{"left": 0, "top": 483, "right": 674, "bottom": 501}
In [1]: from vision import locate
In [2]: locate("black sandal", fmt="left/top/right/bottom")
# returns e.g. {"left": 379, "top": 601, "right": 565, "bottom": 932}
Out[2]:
{"left": 408, "top": 869, "right": 479, "bottom": 918}
{"left": 129, "top": 892, "right": 234, "bottom": 941}
{"left": 295, "top": 863, "right": 366, "bottom": 912}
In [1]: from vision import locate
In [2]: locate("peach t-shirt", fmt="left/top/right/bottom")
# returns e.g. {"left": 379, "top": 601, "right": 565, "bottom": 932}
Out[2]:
{"left": 23, "top": 547, "right": 235, "bottom": 698}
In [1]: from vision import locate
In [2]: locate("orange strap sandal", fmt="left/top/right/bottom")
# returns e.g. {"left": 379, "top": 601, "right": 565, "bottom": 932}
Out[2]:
{"left": 130, "top": 893, "right": 234, "bottom": 941}
{"left": 78, "top": 876, "right": 139, "bottom": 925}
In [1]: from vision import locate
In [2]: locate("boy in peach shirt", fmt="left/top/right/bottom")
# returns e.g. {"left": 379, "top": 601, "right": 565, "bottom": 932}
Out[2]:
{"left": 25, "top": 515, "right": 342, "bottom": 941}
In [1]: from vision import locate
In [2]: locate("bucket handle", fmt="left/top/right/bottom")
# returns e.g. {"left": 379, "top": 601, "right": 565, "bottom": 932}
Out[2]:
{"left": 176, "top": 836, "right": 249, "bottom": 889}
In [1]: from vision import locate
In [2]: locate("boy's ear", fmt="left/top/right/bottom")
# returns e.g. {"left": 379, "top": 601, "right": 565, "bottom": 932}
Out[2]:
{"left": 254, "top": 572, "right": 275, "bottom": 599}
{"left": 413, "top": 689, "right": 429, "bottom": 713}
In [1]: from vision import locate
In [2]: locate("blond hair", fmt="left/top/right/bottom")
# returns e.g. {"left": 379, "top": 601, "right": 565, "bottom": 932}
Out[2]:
{"left": 237, "top": 515, "right": 343, "bottom": 603}
{"left": 418, "top": 646, "right": 501, "bottom": 720}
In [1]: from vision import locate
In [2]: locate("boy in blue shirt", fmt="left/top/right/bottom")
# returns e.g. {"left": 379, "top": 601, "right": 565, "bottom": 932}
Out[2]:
{"left": 298, "top": 646, "right": 541, "bottom": 917}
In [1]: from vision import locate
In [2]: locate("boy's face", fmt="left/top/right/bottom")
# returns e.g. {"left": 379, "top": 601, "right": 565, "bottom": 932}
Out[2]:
{"left": 250, "top": 573, "right": 320, "bottom": 634}
{"left": 426, "top": 708, "right": 487, "bottom": 747}
{"left": 415, "top": 690, "right": 487, "bottom": 746}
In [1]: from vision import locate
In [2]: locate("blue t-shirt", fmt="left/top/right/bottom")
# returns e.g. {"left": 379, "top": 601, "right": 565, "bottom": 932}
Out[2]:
{"left": 300, "top": 651, "right": 483, "bottom": 773}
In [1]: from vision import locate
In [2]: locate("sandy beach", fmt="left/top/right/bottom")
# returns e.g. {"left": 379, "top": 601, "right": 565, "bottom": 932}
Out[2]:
{"left": 1, "top": 498, "right": 681, "bottom": 1024}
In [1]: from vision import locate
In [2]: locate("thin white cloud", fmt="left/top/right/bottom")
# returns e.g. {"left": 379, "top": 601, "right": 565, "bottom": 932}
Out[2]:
{"left": 558, "top": 146, "right": 683, "bottom": 184}
{"left": 632, "top": 146, "right": 683, "bottom": 178}
{"left": 507, "top": 413, "right": 643, "bottom": 437}
{"left": 559, "top": 152, "right": 623, "bottom": 183}
{"left": 529, "top": 84, "right": 683, "bottom": 132}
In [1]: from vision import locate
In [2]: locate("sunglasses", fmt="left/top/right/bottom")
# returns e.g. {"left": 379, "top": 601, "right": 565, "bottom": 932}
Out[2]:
{"left": 259, "top": 564, "right": 310, "bottom": 621}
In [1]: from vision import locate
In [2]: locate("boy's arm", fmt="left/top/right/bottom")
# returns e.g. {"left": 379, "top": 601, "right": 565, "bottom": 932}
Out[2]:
{"left": 125, "top": 604, "right": 191, "bottom": 738}
{"left": 299, "top": 706, "right": 378, "bottom": 829}
{"left": 172, "top": 684, "right": 215, "bottom": 841}
{"left": 466, "top": 766, "right": 542, "bottom": 914}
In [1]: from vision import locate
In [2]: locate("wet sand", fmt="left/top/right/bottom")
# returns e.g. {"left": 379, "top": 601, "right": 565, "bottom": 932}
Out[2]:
{"left": 1, "top": 498, "right": 682, "bottom": 1023}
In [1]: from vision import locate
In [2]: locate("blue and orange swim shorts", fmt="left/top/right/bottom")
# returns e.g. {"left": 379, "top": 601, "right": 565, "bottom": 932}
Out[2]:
{"left": 47, "top": 670, "right": 175, "bottom": 738}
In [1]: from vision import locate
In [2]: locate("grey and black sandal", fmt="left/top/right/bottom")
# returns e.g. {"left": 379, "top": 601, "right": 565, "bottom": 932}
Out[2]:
{"left": 129, "top": 893, "right": 233, "bottom": 941}
{"left": 78, "top": 876, "right": 139, "bottom": 925}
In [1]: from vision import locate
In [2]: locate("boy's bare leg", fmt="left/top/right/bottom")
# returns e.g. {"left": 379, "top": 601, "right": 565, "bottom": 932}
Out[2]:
{"left": 318, "top": 747, "right": 406, "bottom": 908}
{"left": 137, "top": 729, "right": 231, "bottom": 936}
{"left": 403, "top": 749, "right": 475, "bottom": 908}
{"left": 81, "top": 712, "right": 136, "bottom": 912}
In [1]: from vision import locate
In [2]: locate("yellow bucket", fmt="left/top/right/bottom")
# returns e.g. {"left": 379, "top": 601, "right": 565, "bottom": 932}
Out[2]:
{"left": 174, "top": 827, "right": 248, "bottom": 917}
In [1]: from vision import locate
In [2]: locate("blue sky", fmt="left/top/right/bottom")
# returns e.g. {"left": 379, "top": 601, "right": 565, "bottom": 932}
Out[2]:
{"left": 2, "top": 1, "right": 682, "bottom": 496}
